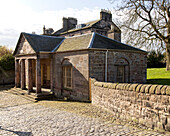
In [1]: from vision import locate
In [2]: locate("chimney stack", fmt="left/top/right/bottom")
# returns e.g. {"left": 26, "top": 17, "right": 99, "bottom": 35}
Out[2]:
{"left": 63, "top": 17, "right": 77, "bottom": 31}
{"left": 43, "top": 25, "right": 46, "bottom": 34}
{"left": 100, "top": 9, "right": 112, "bottom": 21}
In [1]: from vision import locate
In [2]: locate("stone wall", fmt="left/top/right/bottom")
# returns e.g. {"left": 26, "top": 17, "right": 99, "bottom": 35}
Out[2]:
{"left": 0, "top": 70, "right": 15, "bottom": 85}
{"left": 53, "top": 51, "right": 89, "bottom": 101}
{"left": 91, "top": 78, "right": 170, "bottom": 131}
{"left": 89, "top": 50, "right": 147, "bottom": 83}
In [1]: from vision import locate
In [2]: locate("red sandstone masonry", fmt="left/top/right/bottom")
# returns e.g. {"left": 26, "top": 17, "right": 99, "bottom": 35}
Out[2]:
{"left": 91, "top": 78, "right": 170, "bottom": 131}
{"left": 53, "top": 51, "right": 89, "bottom": 101}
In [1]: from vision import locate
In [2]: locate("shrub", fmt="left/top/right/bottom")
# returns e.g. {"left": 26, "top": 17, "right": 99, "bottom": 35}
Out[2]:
{"left": 147, "top": 50, "right": 165, "bottom": 68}
{"left": 0, "top": 54, "right": 15, "bottom": 70}
{"left": 0, "top": 46, "right": 13, "bottom": 57}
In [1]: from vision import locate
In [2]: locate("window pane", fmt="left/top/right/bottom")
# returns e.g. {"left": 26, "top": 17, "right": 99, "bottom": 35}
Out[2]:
{"left": 63, "top": 66, "right": 72, "bottom": 89}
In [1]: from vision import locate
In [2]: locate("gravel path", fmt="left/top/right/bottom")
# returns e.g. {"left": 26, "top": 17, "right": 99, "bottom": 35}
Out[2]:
{"left": 0, "top": 88, "right": 169, "bottom": 136}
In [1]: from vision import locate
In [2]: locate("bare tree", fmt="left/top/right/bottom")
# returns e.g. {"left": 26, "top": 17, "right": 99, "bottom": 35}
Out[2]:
{"left": 109, "top": 0, "right": 170, "bottom": 70}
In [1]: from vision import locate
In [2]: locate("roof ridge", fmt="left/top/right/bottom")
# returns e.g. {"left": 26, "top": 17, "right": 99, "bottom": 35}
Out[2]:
{"left": 84, "top": 19, "right": 101, "bottom": 25}
{"left": 59, "top": 19, "right": 101, "bottom": 35}
{"left": 87, "top": 32, "right": 95, "bottom": 48}
{"left": 52, "top": 38, "right": 65, "bottom": 52}
{"left": 22, "top": 32, "right": 64, "bottom": 39}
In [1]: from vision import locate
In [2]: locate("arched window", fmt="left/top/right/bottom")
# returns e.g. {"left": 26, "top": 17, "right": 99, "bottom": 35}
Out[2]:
{"left": 62, "top": 59, "right": 72, "bottom": 89}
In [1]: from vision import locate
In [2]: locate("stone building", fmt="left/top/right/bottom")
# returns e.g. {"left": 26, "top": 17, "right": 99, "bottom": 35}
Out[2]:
{"left": 43, "top": 9, "right": 121, "bottom": 42}
{"left": 14, "top": 32, "right": 147, "bottom": 101}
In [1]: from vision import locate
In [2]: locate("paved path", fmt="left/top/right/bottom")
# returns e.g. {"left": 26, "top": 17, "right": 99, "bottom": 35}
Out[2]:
{"left": 0, "top": 89, "right": 169, "bottom": 136}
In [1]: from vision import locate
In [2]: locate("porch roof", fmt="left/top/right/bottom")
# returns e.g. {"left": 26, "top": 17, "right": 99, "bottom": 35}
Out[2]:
{"left": 14, "top": 32, "right": 64, "bottom": 55}
{"left": 23, "top": 33, "right": 64, "bottom": 52}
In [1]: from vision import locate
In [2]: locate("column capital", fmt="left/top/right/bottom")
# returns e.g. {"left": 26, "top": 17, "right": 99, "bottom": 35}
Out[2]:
{"left": 36, "top": 53, "right": 40, "bottom": 59}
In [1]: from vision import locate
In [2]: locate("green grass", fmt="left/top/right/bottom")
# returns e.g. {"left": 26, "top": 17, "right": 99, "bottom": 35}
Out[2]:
{"left": 147, "top": 68, "right": 170, "bottom": 85}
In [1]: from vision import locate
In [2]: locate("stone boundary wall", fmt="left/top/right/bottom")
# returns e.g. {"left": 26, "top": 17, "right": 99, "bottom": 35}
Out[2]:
{"left": 0, "top": 70, "right": 15, "bottom": 85}
{"left": 91, "top": 78, "right": 170, "bottom": 131}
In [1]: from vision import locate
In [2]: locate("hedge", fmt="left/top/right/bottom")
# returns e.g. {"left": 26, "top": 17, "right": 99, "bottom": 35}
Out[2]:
{"left": 0, "top": 54, "right": 15, "bottom": 71}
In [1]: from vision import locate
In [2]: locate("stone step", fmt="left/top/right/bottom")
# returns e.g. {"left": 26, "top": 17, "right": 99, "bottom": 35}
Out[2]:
{"left": 6, "top": 89, "right": 38, "bottom": 102}
{"left": 6, "top": 88, "right": 55, "bottom": 102}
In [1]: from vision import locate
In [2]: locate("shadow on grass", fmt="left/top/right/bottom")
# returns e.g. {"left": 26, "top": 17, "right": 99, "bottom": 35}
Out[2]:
{"left": 0, "top": 84, "right": 15, "bottom": 91}
{"left": 147, "top": 79, "right": 170, "bottom": 85}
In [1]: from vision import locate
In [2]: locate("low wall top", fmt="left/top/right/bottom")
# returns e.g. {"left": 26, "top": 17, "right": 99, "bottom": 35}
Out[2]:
{"left": 91, "top": 78, "right": 170, "bottom": 96}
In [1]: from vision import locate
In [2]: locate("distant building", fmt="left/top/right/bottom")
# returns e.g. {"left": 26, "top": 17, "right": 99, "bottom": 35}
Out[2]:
{"left": 43, "top": 9, "right": 121, "bottom": 42}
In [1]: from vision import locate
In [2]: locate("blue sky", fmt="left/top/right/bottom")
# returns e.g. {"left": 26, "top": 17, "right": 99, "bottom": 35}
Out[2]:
{"left": 0, "top": 0, "right": 117, "bottom": 49}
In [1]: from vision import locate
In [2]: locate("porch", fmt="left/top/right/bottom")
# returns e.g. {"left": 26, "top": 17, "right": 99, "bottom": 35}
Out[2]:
{"left": 15, "top": 53, "right": 54, "bottom": 96}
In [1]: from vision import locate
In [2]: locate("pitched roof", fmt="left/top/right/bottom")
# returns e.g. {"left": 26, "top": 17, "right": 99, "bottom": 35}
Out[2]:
{"left": 55, "top": 19, "right": 101, "bottom": 35}
{"left": 14, "top": 32, "right": 64, "bottom": 55}
{"left": 56, "top": 33, "right": 92, "bottom": 52}
{"left": 91, "top": 33, "right": 146, "bottom": 52}
{"left": 55, "top": 33, "right": 146, "bottom": 53}
{"left": 14, "top": 32, "right": 146, "bottom": 56}
{"left": 23, "top": 33, "right": 64, "bottom": 52}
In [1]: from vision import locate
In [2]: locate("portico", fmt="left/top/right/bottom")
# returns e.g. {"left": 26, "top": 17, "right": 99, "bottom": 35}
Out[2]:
{"left": 15, "top": 53, "right": 53, "bottom": 94}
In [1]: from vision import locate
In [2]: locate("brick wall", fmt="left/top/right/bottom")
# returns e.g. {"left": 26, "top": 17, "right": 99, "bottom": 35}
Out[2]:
{"left": 0, "top": 70, "right": 15, "bottom": 85}
{"left": 91, "top": 78, "right": 170, "bottom": 131}
{"left": 89, "top": 50, "right": 147, "bottom": 83}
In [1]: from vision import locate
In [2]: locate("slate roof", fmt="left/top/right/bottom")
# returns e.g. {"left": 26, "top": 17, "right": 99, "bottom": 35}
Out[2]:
{"left": 57, "top": 34, "right": 92, "bottom": 52}
{"left": 91, "top": 33, "right": 146, "bottom": 52}
{"left": 14, "top": 32, "right": 64, "bottom": 55}
{"left": 54, "top": 19, "right": 101, "bottom": 35}
{"left": 23, "top": 33, "right": 64, "bottom": 52}
{"left": 14, "top": 32, "right": 146, "bottom": 56}
{"left": 56, "top": 33, "right": 146, "bottom": 53}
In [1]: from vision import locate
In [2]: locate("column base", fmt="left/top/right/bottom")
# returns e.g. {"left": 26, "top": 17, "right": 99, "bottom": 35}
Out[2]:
{"left": 15, "top": 84, "right": 20, "bottom": 88}
{"left": 21, "top": 87, "right": 27, "bottom": 90}
{"left": 36, "top": 92, "right": 42, "bottom": 97}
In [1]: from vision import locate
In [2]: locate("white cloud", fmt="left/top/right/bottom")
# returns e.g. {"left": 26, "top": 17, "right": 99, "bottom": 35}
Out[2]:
{"left": 0, "top": 2, "right": 101, "bottom": 49}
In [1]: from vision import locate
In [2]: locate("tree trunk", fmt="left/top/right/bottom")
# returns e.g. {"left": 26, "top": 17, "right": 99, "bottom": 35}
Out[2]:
{"left": 166, "top": 42, "right": 170, "bottom": 71}
{"left": 167, "top": 10, "right": 170, "bottom": 71}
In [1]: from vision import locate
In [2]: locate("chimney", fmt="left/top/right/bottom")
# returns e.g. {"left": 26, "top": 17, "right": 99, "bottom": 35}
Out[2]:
{"left": 100, "top": 9, "right": 112, "bottom": 22}
{"left": 43, "top": 25, "right": 46, "bottom": 34}
{"left": 63, "top": 17, "right": 68, "bottom": 30}
{"left": 67, "top": 17, "right": 77, "bottom": 30}
{"left": 62, "top": 17, "right": 77, "bottom": 31}
{"left": 43, "top": 25, "right": 54, "bottom": 35}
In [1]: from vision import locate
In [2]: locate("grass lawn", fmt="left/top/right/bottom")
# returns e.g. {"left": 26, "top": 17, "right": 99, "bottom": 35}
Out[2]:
{"left": 147, "top": 68, "right": 170, "bottom": 85}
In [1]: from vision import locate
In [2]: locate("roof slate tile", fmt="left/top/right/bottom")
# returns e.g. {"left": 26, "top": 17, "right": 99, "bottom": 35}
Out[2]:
{"left": 23, "top": 32, "right": 64, "bottom": 52}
